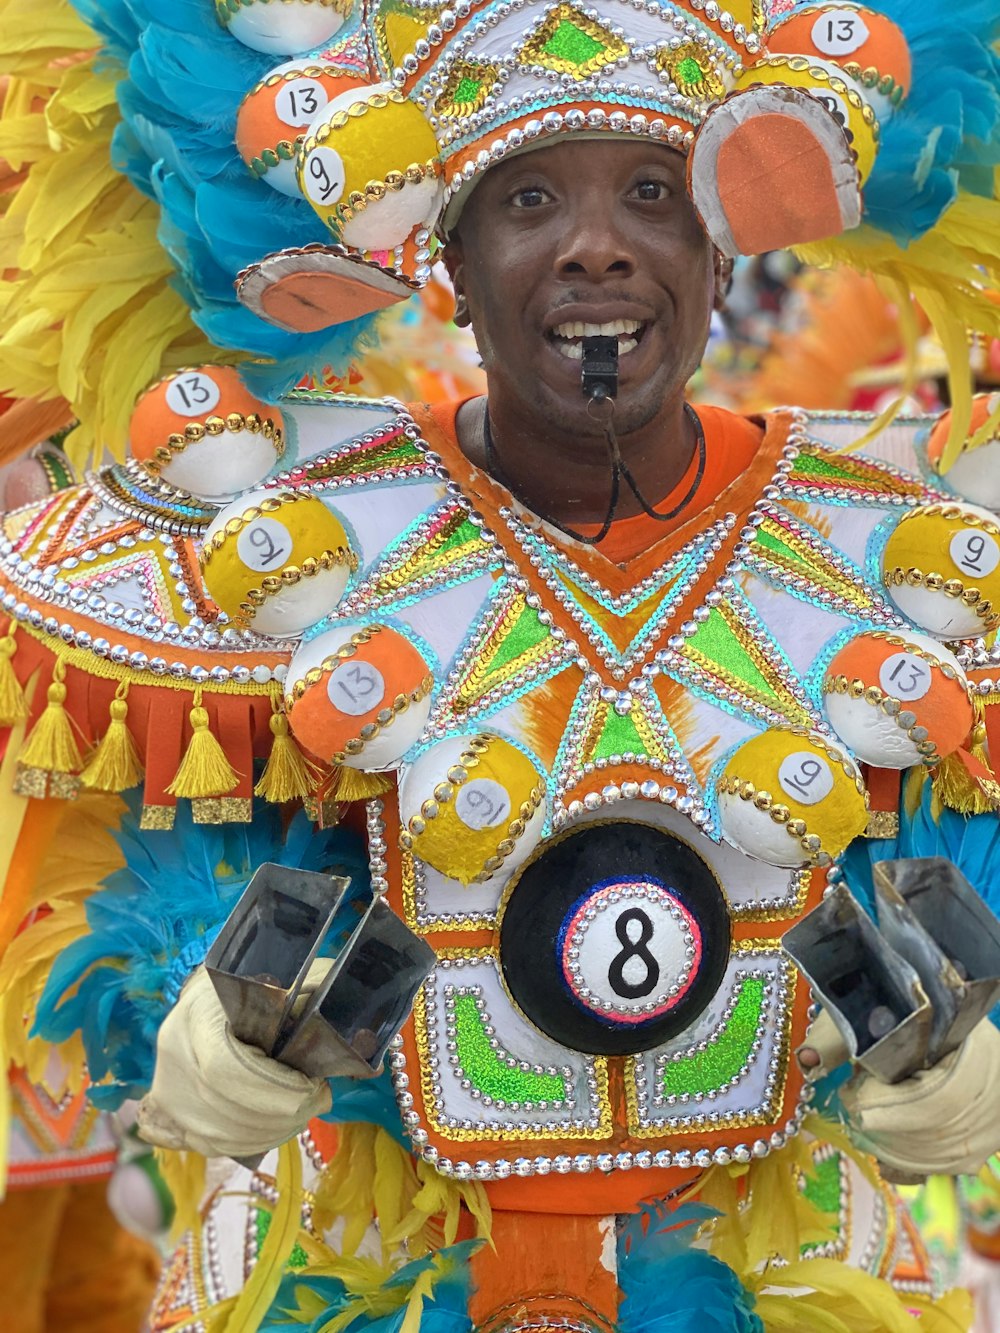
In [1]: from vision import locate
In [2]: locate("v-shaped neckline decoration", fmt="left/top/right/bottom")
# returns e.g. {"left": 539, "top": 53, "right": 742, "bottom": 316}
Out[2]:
{"left": 409, "top": 401, "right": 798, "bottom": 683}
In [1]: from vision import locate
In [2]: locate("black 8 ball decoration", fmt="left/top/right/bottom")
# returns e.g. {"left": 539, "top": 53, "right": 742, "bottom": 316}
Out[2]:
{"left": 499, "top": 820, "right": 731, "bottom": 1056}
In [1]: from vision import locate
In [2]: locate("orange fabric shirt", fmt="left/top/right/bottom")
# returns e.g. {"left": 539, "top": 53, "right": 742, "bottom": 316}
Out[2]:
{"left": 575, "top": 404, "right": 766, "bottom": 561}
{"left": 424, "top": 399, "right": 765, "bottom": 564}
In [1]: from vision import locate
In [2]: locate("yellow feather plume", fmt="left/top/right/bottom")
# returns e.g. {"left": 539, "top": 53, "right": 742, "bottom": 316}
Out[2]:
{"left": 0, "top": 0, "right": 235, "bottom": 470}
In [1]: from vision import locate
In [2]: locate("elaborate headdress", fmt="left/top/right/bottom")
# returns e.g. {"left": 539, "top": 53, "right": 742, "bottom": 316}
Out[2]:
{"left": 3, "top": 0, "right": 1000, "bottom": 468}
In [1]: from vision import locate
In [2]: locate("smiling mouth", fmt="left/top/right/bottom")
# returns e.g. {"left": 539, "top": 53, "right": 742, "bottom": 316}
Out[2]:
{"left": 547, "top": 318, "right": 646, "bottom": 361}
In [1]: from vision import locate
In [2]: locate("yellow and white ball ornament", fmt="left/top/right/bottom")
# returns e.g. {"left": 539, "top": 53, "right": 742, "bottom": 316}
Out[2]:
{"left": 237, "top": 62, "right": 362, "bottom": 197}
{"left": 716, "top": 728, "right": 868, "bottom": 868}
{"left": 129, "top": 366, "right": 284, "bottom": 502}
{"left": 297, "top": 84, "right": 443, "bottom": 250}
{"left": 928, "top": 395, "right": 1000, "bottom": 513}
{"left": 200, "top": 488, "right": 356, "bottom": 637}
{"left": 823, "top": 629, "right": 973, "bottom": 768}
{"left": 398, "top": 733, "right": 546, "bottom": 885}
{"left": 882, "top": 501, "right": 1000, "bottom": 639}
{"left": 217, "top": 0, "right": 353, "bottom": 57}
{"left": 286, "top": 622, "right": 434, "bottom": 768}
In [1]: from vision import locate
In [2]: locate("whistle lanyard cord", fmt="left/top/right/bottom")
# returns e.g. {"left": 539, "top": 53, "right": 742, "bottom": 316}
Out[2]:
{"left": 482, "top": 401, "right": 707, "bottom": 547}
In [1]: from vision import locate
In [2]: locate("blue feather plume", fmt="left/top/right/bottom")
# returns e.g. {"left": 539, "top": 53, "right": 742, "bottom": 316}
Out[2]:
{"left": 785, "top": 0, "right": 1000, "bottom": 243}
{"left": 32, "top": 792, "right": 372, "bottom": 1108}
{"left": 261, "top": 1241, "right": 480, "bottom": 1332}
{"left": 617, "top": 1201, "right": 763, "bottom": 1333}
{"left": 70, "top": 0, "right": 380, "bottom": 398}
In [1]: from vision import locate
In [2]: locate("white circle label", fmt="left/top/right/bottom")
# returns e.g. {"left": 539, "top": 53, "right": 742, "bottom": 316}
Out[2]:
{"left": 811, "top": 9, "right": 870, "bottom": 56}
{"left": 949, "top": 529, "right": 1000, "bottom": 580}
{"left": 165, "top": 371, "right": 221, "bottom": 417}
{"left": 327, "top": 660, "right": 386, "bottom": 716}
{"left": 778, "top": 751, "right": 835, "bottom": 806}
{"left": 237, "top": 516, "right": 292, "bottom": 572}
{"left": 878, "top": 651, "right": 932, "bottom": 701}
{"left": 571, "top": 896, "right": 692, "bottom": 1018}
{"left": 275, "top": 78, "right": 329, "bottom": 128}
{"left": 302, "top": 145, "right": 346, "bottom": 208}
{"left": 455, "top": 779, "right": 511, "bottom": 832}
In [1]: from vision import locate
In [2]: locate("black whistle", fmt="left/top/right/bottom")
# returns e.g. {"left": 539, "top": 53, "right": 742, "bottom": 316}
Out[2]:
{"left": 581, "top": 335, "right": 619, "bottom": 403}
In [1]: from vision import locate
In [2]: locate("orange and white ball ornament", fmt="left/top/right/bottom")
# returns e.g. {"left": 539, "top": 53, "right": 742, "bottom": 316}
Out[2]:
{"left": 716, "top": 727, "right": 868, "bottom": 868}
{"left": 200, "top": 488, "right": 356, "bottom": 637}
{"left": 823, "top": 630, "right": 972, "bottom": 768}
{"left": 928, "top": 395, "right": 1000, "bottom": 512}
{"left": 882, "top": 501, "right": 1000, "bottom": 639}
{"left": 397, "top": 733, "right": 547, "bottom": 885}
{"left": 237, "top": 62, "right": 362, "bottom": 197}
{"left": 218, "top": 0, "right": 353, "bottom": 57}
{"left": 286, "top": 622, "right": 434, "bottom": 768}
{"left": 129, "top": 366, "right": 284, "bottom": 502}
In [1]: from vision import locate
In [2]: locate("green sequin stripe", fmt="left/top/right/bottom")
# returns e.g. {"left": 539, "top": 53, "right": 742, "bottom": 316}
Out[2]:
{"left": 303, "top": 436, "right": 425, "bottom": 481}
{"left": 254, "top": 1203, "right": 309, "bottom": 1269}
{"left": 452, "top": 992, "right": 568, "bottom": 1105}
{"left": 661, "top": 976, "right": 765, "bottom": 1098}
{"left": 801, "top": 1150, "right": 844, "bottom": 1220}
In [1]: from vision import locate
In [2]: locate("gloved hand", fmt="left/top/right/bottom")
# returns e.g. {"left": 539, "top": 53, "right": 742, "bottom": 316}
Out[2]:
{"left": 799, "top": 1010, "right": 1000, "bottom": 1181}
{"left": 136, "top": 963, "right": 333, "bottom": 1159}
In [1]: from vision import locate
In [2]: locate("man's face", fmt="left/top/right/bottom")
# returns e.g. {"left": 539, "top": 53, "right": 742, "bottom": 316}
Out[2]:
{"left": 444, "top": 138, "right": 716, "bottom": 437}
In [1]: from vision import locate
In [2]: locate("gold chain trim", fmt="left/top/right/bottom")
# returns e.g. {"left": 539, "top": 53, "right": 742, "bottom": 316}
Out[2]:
{"left": 823, "top": 674, "right": 942, "bottom": 764}
{"left": 398, "top": 734, "right": 545, "bottom": 884}
{"left": 144, "top": 412, "right": 284, "bottom": 472}
{"left": 882, "top": 567, "right": 996, "bottom": 623}
{"left": 754, "top": 54, "right": 880, "bottom": 133}
{"left": 237, "top": 548, "right": 358, "bottom": 626}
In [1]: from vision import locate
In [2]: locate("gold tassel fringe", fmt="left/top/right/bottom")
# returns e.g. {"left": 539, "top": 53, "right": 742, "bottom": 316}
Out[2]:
{"left": 18, "top": 660, "right": 83, "bottom": 773}
{"left": 81, "top": 682, "right": 143, "bottom": 792}
{"left": 932, "top": 704, "right": 998, "bottom": 815}
{"left": 254, "top": 704, "right": 317, "bottom": 804}
{"left": 332, "top": 765, "right": 393, "bottom": 803}
{"left": 0, "top": 625, "right": 28, "bottom": 726}
{"left": 166, "top": 688, "right": 239, "bottom": 799}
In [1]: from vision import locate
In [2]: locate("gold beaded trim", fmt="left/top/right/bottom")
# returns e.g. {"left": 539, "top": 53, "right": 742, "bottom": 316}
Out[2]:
{"left": 882, "top": 567, "right": 996, "bottom": 626}
{"left": 865, "top": 810, "right": 900, "bottom": 839}
{"left": 753, "top": 54, "right": 880, "bottom": 137}
{"left": 398, "top": 734, "right": 545, "bottom": 884}
{"left": 716, "top": 773, "right": 830, "bottom": 863}
{"left": 334, "top": 677, "right": 434, "bottom": 763}
{"left": 339, "top": 161, "right": 441, "bottom": 224}
{"left": 142, "top": 413, "right": 284, "bottom": 473}
{"left": 201, "top": 491, "right": 327, "bottom": 563}
{"left": 249, "top": 62, "right": 340, "bottom": 96}
{"left": 823, "top": 675, "right": 941, "bottom": 764}
{"left": 218, "top": 0, "right": 348, "bottom": 17}
{"left": 236, "top": 548, "right": 357, "bottom": 626}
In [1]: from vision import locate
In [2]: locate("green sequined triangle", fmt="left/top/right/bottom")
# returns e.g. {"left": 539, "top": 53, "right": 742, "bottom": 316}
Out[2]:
{"left": 543, "top": 20, "right": 604, "bottom": 63}
{"left": 592, "top": 707, "right": 650, "bottom": 762}
{"left": 685, "top": 605, "right": 781, "bottom": 702}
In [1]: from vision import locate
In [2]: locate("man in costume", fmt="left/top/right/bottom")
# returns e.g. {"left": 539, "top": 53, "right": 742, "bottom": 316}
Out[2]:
{"left": 5, "top": 0, "right": 1000, "bottom": 1329}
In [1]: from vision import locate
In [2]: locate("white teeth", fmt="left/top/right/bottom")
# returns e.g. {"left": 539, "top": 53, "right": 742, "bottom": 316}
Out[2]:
{"left": 554, "top": 335, "right": 638, "bottom": 361}
{"left": 552, "top": 318, "right": 642, "bottom": 338}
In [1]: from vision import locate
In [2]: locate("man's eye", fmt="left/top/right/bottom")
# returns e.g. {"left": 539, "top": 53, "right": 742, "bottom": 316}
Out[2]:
{"left": 511, "top": 186, "right": 549, "bottom": 208}
{"left": 632, "top": 180, "right": 670, "bottom": 201}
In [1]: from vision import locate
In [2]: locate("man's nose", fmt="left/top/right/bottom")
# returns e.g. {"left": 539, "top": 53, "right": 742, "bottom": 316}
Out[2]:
{"left": 553, "top": 211, "right": 637, "bottom": 280}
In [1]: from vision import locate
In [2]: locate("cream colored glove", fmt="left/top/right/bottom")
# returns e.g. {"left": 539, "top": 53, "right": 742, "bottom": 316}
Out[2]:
{"left": 137, "top": 963, "right": 333, "bottom": 1159}
{"left": 799, "top": 1010, "right": 1000, "bottom": 1180}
